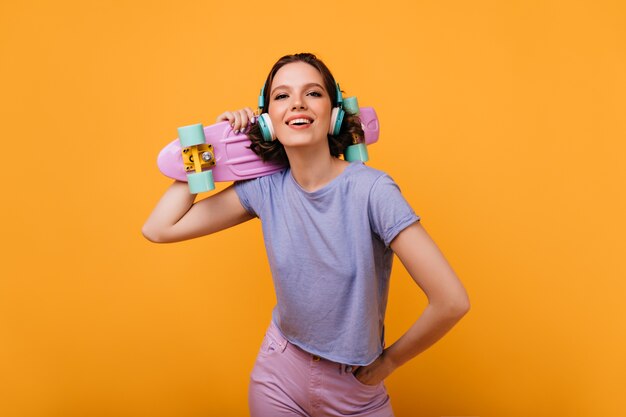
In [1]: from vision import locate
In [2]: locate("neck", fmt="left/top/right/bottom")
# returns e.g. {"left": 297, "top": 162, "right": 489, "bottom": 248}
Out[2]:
{"left": 284, "top": 142, "right": 349, "bottom": 192}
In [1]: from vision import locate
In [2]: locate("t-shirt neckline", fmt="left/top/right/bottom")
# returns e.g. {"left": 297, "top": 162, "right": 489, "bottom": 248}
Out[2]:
{"left": 288, "top": 161, "right": 362, "bottom": 197}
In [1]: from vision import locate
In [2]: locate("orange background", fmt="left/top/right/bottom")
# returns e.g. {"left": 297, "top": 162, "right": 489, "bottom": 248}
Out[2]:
{"left": 1, "top": 1, "right": 624, "bottom": 416}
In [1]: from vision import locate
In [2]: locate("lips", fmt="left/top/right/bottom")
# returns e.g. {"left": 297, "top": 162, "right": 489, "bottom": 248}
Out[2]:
{"left": 288, "top": 118, "right": 312, "bottom": 126}
{"left": 285, "top": 115, "right": 314, "bottom": 125}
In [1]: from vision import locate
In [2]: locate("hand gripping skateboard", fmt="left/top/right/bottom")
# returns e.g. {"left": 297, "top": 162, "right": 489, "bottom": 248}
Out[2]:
{"left": 157, "top": 106, "right": 380, "bottom": 194}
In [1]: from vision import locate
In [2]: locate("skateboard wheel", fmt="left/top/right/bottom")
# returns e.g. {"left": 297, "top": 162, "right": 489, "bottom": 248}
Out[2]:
{"left": 187, "top": 170, "right": 215, "bottom": 194}
{"left": 342, "top": 97, "right": 359, "bottom": 115}
{"left": 178, "top": 124, "right": 206, "bottom": 147}
{"left": 345, "top": 143, "right": 369, "bottom": 162}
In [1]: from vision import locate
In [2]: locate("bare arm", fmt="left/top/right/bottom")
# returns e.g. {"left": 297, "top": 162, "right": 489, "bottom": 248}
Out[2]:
{"left": 354, "top": 221, "right": 471, "bottom": 384}
{"left": 385, "top": 221, "right": 470, "bottom": 362}
{"left": 142, "top": 107, "right": 258, "bottom": 243}
{"left": 142, "top": 181, "right": 254, "bottom": 243}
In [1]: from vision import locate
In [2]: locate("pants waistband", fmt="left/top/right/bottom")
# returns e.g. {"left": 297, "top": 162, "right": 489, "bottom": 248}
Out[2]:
{"left": 267, "top": 320, "right": 360, "bottom": 375}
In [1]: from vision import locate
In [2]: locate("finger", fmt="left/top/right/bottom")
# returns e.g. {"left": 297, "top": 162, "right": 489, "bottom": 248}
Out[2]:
{"left": 238, "top": 109, "right": 256, "bottom": 132}
{"left": 237, "top": 109, "right": 250, "bottom": 126}
{"left": 237, "top": 113, "right": 249, "bottom": 133}
{"left": 240, "top": 109, "right": 256, "bottom": 131}
{"left": 216, "top": 111, "right": 234, "bottom": 124}
{"left": 244, "top": 107, "right": 255, "bottom": 124}
{"left": 232, "top": 111, "right": 243, "bottom": 133}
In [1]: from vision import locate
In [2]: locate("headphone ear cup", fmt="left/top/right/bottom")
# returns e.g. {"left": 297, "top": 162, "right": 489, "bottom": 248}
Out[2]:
{"left": 258, "top": 113, "right": 276, "bottom": 142}
{"left": 328, "top": 107, "right": 345, "bottom": 136}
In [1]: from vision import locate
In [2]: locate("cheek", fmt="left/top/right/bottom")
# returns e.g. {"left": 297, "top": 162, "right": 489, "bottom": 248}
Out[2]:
{"left": 269, "top": 113, "right": 284, "bottom": 130}
{"left": 316, "top": 102, "right": 333, "bottom": 120}
{"left": 267, "top": 107, "right": 283, "bottom": 127}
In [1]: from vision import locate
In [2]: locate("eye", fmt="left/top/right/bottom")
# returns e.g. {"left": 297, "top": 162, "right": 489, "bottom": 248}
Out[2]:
{"left": 273, "top": 91, "right": 322, "bottom": 100}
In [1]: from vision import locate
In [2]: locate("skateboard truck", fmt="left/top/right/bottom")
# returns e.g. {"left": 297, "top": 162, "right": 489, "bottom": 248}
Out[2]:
{"left": 341, "top": 97, "right": 369, "bottom": 162}
{"left": 182, "top": 143, "right": 215, "bottom": 172}
{"left": 177, "top": 124, "right": 216, "bottom": 194}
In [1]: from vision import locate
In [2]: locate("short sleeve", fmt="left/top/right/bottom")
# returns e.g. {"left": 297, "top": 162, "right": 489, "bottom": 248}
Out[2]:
{"left": 234, "top": 178, "right": 264, "bottom": 218}
{"left": 368, "top": 174, "right": 420, "bottom": 247}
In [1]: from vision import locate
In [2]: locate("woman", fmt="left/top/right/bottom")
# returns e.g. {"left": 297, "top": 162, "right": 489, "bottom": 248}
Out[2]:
{"left": 143, "top": 52, "right": 470, "bottom": 417}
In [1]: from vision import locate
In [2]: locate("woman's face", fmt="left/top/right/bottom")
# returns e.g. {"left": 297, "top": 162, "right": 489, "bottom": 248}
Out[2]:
{"left": 267, "top": 62, "right": 332, "bottom": 148}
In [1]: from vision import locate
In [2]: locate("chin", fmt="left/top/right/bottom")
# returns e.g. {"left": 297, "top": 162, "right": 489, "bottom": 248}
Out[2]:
{"left": 277, "top": 131, "right": 326, "bottom": 147}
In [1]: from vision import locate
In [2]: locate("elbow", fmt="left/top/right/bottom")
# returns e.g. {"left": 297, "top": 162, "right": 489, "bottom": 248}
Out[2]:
{"left": 142, "top": 224, "right": 168, "bottom": 243}
{"left": 449, "top": 294, "right": 471, "bottom": 317}
{"left": 433, "top": 294, "right": 471, "bottom": 318}
{"left": 453, "top": 297, "right": 471, "bottom": 317}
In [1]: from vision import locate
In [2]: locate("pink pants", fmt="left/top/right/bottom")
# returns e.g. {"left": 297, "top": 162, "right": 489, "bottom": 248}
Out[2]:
{"left": 248, "top": 321, "right": 394, "bottom": 417}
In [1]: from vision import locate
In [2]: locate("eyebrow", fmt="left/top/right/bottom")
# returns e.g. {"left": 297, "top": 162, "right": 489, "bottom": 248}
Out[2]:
{"left": 270, "top": 83, "right": 325, "bottom": 96}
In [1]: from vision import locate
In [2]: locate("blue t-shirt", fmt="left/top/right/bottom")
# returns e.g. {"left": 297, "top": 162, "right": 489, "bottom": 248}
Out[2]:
{"left": 235, "top": 161, "right": 420, "bottom": 365}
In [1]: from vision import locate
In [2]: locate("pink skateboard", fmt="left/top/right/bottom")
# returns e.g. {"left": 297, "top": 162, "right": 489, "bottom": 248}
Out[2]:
{"left": 157, "top": 107, "right": 380, "bottom": 193}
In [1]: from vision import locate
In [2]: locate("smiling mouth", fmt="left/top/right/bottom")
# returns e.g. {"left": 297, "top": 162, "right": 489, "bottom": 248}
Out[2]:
{"left": 286, "top": 118, "right": 313, "bottom": 126}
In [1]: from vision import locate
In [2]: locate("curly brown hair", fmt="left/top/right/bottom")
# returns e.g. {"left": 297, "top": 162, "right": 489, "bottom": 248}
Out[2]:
{"left": 247, "top": 53, "right": 364, "bottom": 166}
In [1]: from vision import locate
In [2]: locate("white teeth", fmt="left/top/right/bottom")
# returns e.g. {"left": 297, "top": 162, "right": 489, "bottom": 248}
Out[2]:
{"left": 288, "top": 118, "right": 312, "bottom": 125}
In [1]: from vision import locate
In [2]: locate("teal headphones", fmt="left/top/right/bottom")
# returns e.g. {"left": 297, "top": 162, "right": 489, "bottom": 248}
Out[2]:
{"left": 256, "top": 82, "right": 347, "bottom": 142}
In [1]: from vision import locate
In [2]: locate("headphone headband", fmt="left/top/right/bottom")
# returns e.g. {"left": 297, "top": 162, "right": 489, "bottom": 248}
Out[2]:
{"left": 258, "top": 86, "right": 266, "bottom": 110}
{"left": 335, "top": 83, "right": 343, "bottom": 107}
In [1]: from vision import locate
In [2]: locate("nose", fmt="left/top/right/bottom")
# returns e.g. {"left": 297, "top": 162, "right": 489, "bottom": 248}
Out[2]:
{"left": 291, "top": 94, "right": 307, "bottom": 110}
